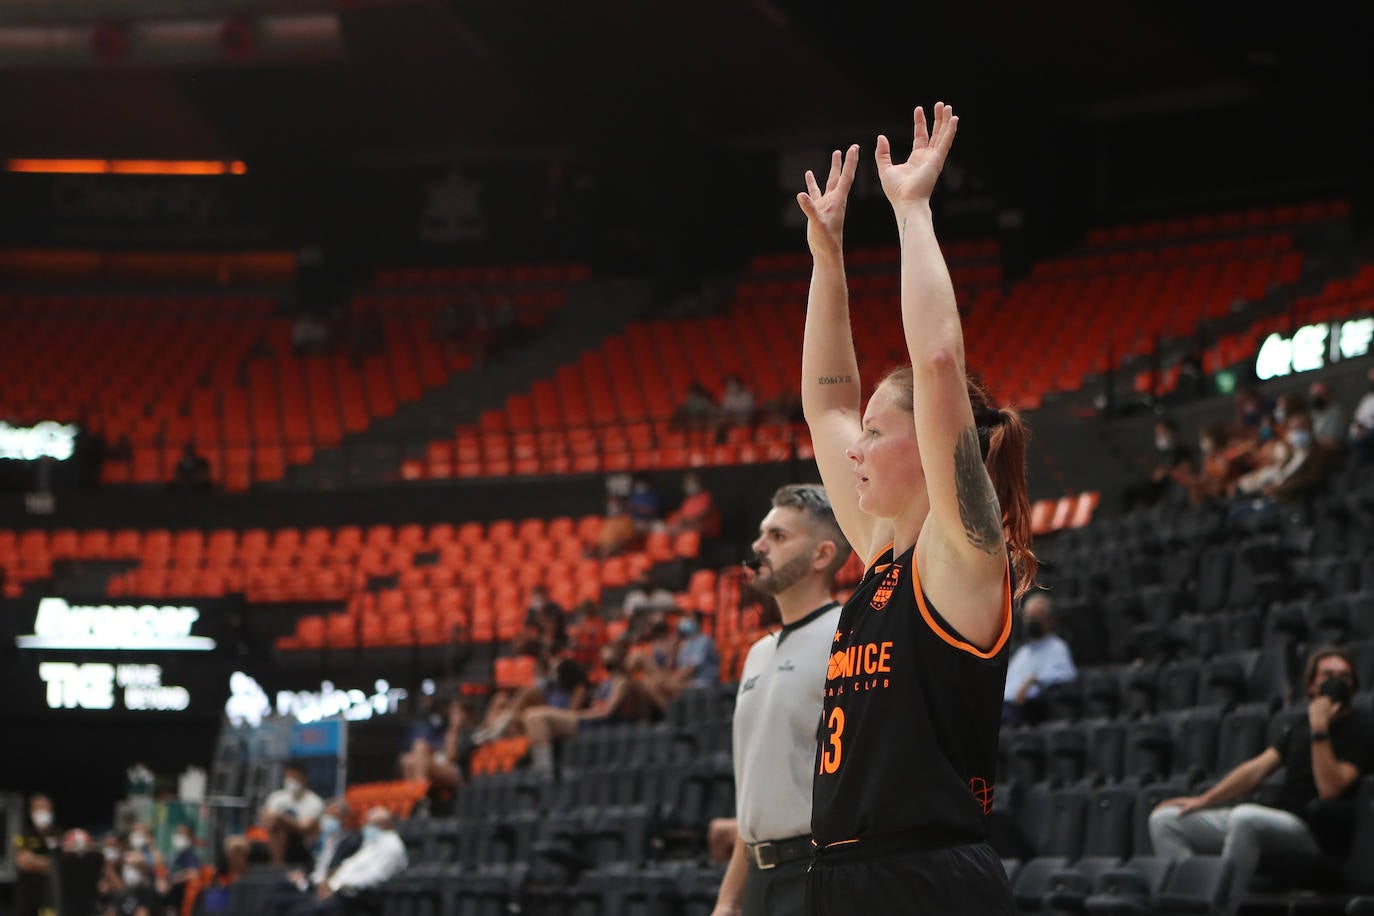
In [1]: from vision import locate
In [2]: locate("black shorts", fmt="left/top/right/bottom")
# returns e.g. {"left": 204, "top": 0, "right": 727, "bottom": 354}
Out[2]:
{"left": 805, "top": 838, "right": 1014, "bottom": 915}
{"left": 743, "top": 858, "right": 808, "bottom": 916}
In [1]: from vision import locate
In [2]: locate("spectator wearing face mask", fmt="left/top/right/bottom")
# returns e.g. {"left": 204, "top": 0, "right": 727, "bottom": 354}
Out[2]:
{"left": 1259, "top": 413, "right": 1338, "bottom": 503}
{"left": 309, "top": 800, "right": 361, "bottom": 888}
{"left": 1122, "top": 418, "right": 1194, "bottom": 510}
{"left": 286, "top": 808, "right": 407, "bottom": 916}
{"left": 14, "top": 794, "right": 59, "bottom": 916}
{"left": 1150, "top": 647, "right": 1374, "bottom": 912}
{"left": 97, "top": 833, "right": 128, "bottom": 904}
{"left": 126, "top": 823, "right": 156, "bottom": 859}
{"left": 159, "top": 824, "right": 203, "bottom": 911}
{"left": 1307, "top": 382, "right": 1346, "bottom": 449}
{"left": 105, "top": 851, "right": 158, "bottom": 916}
{"left": 272, "top": 798, "right": 363, "bottom": 914}
{"left": 261, "top": 764, "right": 325, "bottom": 866}
{"left": 1002, "top": 592, "right": 1078, "bottom": 726}
{"left": 672, "top": 615, "right": 720, "bottom": 689}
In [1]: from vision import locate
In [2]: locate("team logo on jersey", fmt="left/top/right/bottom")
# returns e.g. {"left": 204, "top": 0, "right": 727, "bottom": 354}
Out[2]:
{"left": 969, "top": 777, "right": 995, "bottom": 815}
{"left": 870, "top": 564, "right": 902, "bottom": 610}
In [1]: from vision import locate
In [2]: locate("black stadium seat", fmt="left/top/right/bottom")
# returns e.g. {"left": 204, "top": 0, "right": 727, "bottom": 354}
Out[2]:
{"left": 1085, "top": 856, "right": 1175, "bottom": 914}
{"left": 1153, "top": 855, "right": 1232, "bottom": 914}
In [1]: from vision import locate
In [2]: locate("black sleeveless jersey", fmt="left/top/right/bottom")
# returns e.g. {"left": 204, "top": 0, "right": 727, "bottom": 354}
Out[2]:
{"left": 811, "top": 543, "right": 1012, "bottom": 848}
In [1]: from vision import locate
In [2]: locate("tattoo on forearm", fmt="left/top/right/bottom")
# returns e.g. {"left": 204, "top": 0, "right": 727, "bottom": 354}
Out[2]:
{"left": 816, "top": 375, "right": 853, "bottom": 385}
{"left": 953, "top": 425, "right": 1003, "bottom": 554}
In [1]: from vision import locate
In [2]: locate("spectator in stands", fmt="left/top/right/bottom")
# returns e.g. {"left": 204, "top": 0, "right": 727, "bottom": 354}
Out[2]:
{"left": 672, "top": 614, "right": 720, "bottom": 689}
{"left": 1176, "top": 425, "right": 1239, "bottom": 504}
{"left": 1149, "top": 646, "right": 1374, "bottom": 911}
{"left": 646, "top": 619, "right": 678, "bottom": 670}
{"left": 126, "top": 823, "right": 154, "bottom": 858}
{"left": 541, "top": 658, "right": 592, "bottom": 710}
{"left": 1350, "top": 366, "right": 1374, "bottom": 462}
{"left": 1307, "top": 382, "right": 1346, "bottom": 449}
{"left": 712, "top": 483, "right": 851, "bottom": 916}
{"left": 626, "top": 475, "right": 665, "bottom": 532}
{"left": 667, "top": 472, "right": 719, "bottom": 537}
{"left": 163, "top": 824, "right": 202, "bottom": 909}
{"left": 719, "top": 375, "right": 756, "bottom": 426}
{"left": 171, "top": 441, "right": 211, "bottom": 491}
{"left": 96, "top": 834, "right": 128, "bottom": 909}
{"left": 261, "top": 764, "right": 325, "bottom": 866}
{"left": 300, "top": 799, "right": 361, "bottom": 893}
{"left": 1274, "top": 392, "right": 1306, "bottom": 426}
{"left": 596, "top": 497, "right": 635, "bottom": 558}
{"left": 1233, "top": 387, "right": 1271, "bottom": 435}
{"left": 1122, "top": 418, "right": 1193, "bottom": 510}
{"left": 291, "top": 313, "right": 332, "bottom": 355}
{"left": 218, "top": 835, "right": 251, "bottom": 884}
{"left": 402, "top": 691, "right": 448, "bottom": 759}
{"left": 288, "top": 808, "right": 407, "bottom": 916}
{"left": 521, "top": 642, "right": 663, "bottom": 775}
{"left": 1266, "top": 413, "right": 1340, "bottom": 502}
{"left": 14, "top": 794, "right": 59, "bottom": 916}
{"left": 402, "top": 696, "right": 476, "bottom": 791}
{"left": 1232, "top": 416, "right": 1296, "bottom": 497}
{"left": 678, "top": 381, "right": 718, "bottom": 430}
{"left": 523, "top": 586, "right": 569, "bottom": 655}
{"left": 1002, "top": 591, "right": 1077, "bottom": 725}
{"left": 105, "top": 852, "right": 157, "bottom": 916}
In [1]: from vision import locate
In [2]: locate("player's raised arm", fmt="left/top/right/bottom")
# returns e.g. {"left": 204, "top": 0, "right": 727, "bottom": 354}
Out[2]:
{"left": 797, "top": 144, "right": 885, "bottom": 559}
{"left": 877, "top": 104, "right": 1004, "bottom": 638}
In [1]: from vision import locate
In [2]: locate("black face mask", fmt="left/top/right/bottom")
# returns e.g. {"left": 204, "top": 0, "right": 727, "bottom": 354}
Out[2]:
{"left": 1319, "top": 675, "right": 1353, "bottom": 707}
{"left": 1311, "top": 397, "right": 1328, "bottom": 411}
{"left": 1025, "top": 620, "right": 1045, "bottom": 640}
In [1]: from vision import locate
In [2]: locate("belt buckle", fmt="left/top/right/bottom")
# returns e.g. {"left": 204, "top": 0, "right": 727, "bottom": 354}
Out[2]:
{"left": 750, "top": 842, "right": 777, "bottom": 870}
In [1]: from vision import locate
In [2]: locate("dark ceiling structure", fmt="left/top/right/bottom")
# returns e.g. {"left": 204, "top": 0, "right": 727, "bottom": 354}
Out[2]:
{"left": 0, "top": 1, "right": 1369, "bottom": 229}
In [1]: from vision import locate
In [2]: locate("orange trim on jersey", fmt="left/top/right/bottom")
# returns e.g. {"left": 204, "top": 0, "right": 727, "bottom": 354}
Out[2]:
{"left": 911, "top": 557, "right": 1012, "bottom": 659}
{"left": 823, "top": 837, "right": 862, "bottom": 849}
{"left": 866, "top": 541, "right": 895, "bottom": 574}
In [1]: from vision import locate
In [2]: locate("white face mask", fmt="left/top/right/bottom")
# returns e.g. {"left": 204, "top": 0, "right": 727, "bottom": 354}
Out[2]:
{"left": 172, "top": 834, "right": 191, "bottom": 852}
{"left": 130, "top": 833, "right": 149, "bottom": 850}
{"left": 122, "top": 866, "right": 143, "bottom": 887}
{"left": 284, "top": 778, "right": 304, "bottom": 796}
{"left": 31, "top": 810, "right": 52, "bottom": 830}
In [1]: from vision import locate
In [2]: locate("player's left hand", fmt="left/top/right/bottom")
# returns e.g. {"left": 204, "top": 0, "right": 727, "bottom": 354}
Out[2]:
{"left": 875, "top": 102, "right": 958, "bottom": 215}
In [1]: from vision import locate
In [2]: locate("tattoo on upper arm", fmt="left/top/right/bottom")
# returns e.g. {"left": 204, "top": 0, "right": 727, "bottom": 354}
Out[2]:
{"left": 816, "top": 375, "right": 853, "bottom": 385}
{"left": 953, "top": 425, "right": 1003, "bottom": 554}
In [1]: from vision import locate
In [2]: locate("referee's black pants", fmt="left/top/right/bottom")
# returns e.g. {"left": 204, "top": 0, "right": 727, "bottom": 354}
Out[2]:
{"left": 805, "top": 839, "right": 1014, "bottom": 915}
{"left": 743, "top": 857, "right": 808, "bottom": 916}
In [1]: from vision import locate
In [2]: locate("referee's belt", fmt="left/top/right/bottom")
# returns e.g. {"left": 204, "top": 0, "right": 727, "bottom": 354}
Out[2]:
{"left": 746, "top": 834, "right": 813, "bottom": 870}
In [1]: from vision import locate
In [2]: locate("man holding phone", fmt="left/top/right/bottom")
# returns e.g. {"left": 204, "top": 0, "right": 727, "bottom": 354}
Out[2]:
{"left": 1150, "top": 646, "right": 1374, "bottom": 909}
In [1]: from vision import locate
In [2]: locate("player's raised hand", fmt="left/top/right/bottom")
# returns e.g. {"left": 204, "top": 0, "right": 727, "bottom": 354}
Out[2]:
{"left": 875, "top": 102, "right": 958, "bottom": 215}
{"left": 796, "top": 144, "right": 860, "bottom": 261}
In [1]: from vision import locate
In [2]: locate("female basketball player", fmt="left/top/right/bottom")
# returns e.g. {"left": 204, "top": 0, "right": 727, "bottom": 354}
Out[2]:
{"left": 795, "top": 104, "right": 1035, "bottom": 914}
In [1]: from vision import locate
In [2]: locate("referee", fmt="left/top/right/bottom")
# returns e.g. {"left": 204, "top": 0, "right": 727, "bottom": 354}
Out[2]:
{"left": 711, "top": 484, "right": 851, "bottom": 916}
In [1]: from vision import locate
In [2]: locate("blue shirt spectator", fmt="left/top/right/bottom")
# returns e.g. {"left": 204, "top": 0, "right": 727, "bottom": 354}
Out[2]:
{"left": 673, "top": 618, "right": 720, "bottom": 688}
{"left": 1003, "top": 593, "right": 1077, "bottom": 724}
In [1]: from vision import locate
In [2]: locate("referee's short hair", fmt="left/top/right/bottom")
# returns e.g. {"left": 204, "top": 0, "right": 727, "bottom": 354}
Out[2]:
{"left": 771, "top": 484, "right": 852, "bottom": 582}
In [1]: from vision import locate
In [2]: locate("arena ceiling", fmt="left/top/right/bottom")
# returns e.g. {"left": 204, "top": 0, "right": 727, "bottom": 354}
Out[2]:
{"left": 0, "top": 1, "right": 1367, "bottom": 173}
